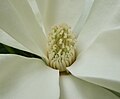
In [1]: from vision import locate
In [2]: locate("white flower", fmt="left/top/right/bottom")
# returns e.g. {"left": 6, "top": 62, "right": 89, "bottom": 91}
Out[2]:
{"left": 0, "top": 0, "right": 120, "bottom": 99}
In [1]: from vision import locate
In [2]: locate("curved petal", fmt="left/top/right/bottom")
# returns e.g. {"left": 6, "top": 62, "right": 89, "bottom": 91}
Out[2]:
{"left": 60, "top": 75, "right": 119, "bottom": 99}
{"left": 35, "top": 0, "right": 48, "bottom": 18}
{"left": 73, "top": 0, "right": 94, "bottom": 37}
{"left": 0, "top": 54, "right": 59, "bottom": 99}
{"left": 44, "top": 0, "right": 84, "bottom": 31}
{"left": 35, "top": 0, "right": 49, "bottom": 34}
{"left": 0, "top": 29, "right": 31, "bottom": 53}
{"left": 68, "top": 27, "right": 120, "bottom": 92}
{"left": 0, "top": 0, "right": 47, "bottom": 58}
{"left": 77, "top": 0, "right": 120, "bottom": 54}
{"left": 27, "top": 0, "right": 47, "bottom": 37}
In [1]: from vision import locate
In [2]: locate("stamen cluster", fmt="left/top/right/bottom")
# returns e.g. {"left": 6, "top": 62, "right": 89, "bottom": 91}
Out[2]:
{"left": 47, "top": 24, "right": 76, "bottom": 72}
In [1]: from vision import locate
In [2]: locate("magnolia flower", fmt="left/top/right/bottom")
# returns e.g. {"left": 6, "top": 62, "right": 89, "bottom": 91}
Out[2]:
{"left": 0, "top": 0, "right": 120, "bottom": 99}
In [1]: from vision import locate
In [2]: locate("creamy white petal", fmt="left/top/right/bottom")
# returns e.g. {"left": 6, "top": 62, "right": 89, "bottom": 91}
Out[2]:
{"left": 44, "top": 0, "right": 84, "bottom": 31}
{"left": 0, "top": 0, "right": 47, "bottom": 58}
{"left": 35, "top": 0, "right": 48, "bottom": 18}
{"left": 60, "top": 75, "right": 119, "bottom": 99}
{"left": 73, "top": 0, "right": 94, "bottom": 37}
{"left": 0, "top": 29, "right": 31, "bottom": 52}
{"left": 0, "top": 54, "right": 59, "bottom": 99}
{"left": 35, "top": 0, "right": 49, "bottom": 33}
{"left": 77, "top": 0, "right": 120, "bottom": 54}
{"left": 27, "top": 0, "right": 47, "bottom": 37}
{"left": 68, "top": 27, "right": 120, "bottom": 92}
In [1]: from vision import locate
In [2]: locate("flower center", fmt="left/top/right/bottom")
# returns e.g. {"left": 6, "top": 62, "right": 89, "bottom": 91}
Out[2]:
{"left": 47, "top": 24, "right": 76, "bottom": 72}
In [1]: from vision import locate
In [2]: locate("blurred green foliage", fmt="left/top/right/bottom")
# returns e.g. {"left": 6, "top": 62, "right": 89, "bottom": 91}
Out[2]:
{"left": 0, "top": 43, "right": 41, "bottom": 58}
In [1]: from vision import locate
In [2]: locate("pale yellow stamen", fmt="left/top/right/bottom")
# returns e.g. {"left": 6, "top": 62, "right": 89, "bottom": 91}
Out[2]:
{"left": 47, "top": 24, "right": 76, "bottom": 72}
